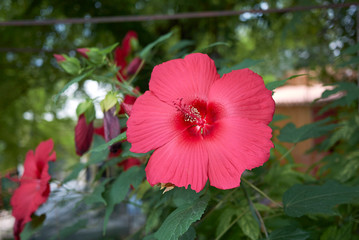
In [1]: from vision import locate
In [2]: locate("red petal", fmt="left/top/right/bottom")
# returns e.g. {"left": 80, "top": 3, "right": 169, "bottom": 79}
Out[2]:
{"left": 209, "top": 68, "right": 275, "bottom": 124}
{"left": 127, "top": 91, "right": 183, "bottom": 153}
{"left": 149, "top": 53, "right": 219, "bottom": 103}
{"left": 205, "top": 116, "right": 273, "bottom": 189}
{"left": 145, "top": 131, "right": 208, "bottom": 193}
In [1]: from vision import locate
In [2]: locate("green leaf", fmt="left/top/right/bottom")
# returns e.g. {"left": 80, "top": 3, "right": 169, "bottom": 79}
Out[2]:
{"left": 20, "top": 214, "right": 46, "bottom": 240}
{"left": 341, "top": 42, "right": 359, "bottom": 55}
{"left": 179, "top": 226, "right": 196, "bottom": 240}
{"left": 88, "top": 135, "right": 110, "bottom": 164}
{"left": 169, "top": 40, "right": 195, "bottom": 53}
{"left": 283, "top": 180, "right": 359, "bottom": 217}
{"left": 100, "top": 43, "right": 119, "bottom": 54}
{"left": 265, "top": 74, "right": 307, "bottom": 91}
{"left": 338, "top": 56, "right": 359, "bottom": 67}
{"left": 100, "top": 92, "right": 118, "bottom": 112}
{"left": 145, "top": 208, "right": 163, "bottom": 234}
{"left": 267, "top": 226, "right": 310, "bottom": 240}
{"left": 50, "top": 219, "right": 88, "bottom": 240}
{"left": 194, "top": 41, "right": 230, "bottom": 53}
{"left": 237, "top": 212, "right": 260, "bottom": 240}
{"left": 216, "top": 207, "right": 238, "bottom": 237}
{"left": 271, "top": 114, "right": 289, "bottom": 123}
{"left": 103, "top": 166, "right": 145, "bottom": 234}
{"left": 83, "top": 179, "right": 110, "bottom": 206}
{"left": 54, "top": 69, "right": 95, "bottom": 103}
{"left": 278, "top": 119, "right": 338, "bottom": 143}
{"left": 172, "top": 187, "right": 200, "bottom": 207}
{"left": 76, "top": 100, "right": 96, "bottom": 123}
{"left": 139, "top": 31, "right": 173, "bottom": 60}
{"left": 320, "top": 222, "right": 353, "bottom": 240}
{"left": 154, "top": 194, "right": 210, "bottom": 240}
{"left": 89, "top": 131, "right": 126, "bottom": 153}
{"left": 218, "top": 59, "right": 264, "bottom": 76}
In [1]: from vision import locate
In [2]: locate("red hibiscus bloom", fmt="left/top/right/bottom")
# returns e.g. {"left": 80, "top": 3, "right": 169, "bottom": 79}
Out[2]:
{"left": 127, "top": 53, "right": 275, "bottom": 192}
{"left": 75, "top": 114, "right": 94, "bottom": 156}
{"left": 10, "top": 139, "right": 56, "bottom": 240}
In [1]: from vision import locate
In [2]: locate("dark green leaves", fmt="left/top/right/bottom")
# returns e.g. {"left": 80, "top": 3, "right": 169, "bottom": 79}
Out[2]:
{"left": 154, "top": 194, "right": 209, "bottom": 240}
{"left": 140, "top": 32, "right": 173, "bottom": 60}
{"left": 218, "top": 59, "right": 263, "bottom": 76}
{"left": 283, "top": 180, "right": 359, "bottom": 217}
{"left": 278, "top": 119, "right": 338, "bottom": 143}
{"left": 266, "top": 226, "right": 310, "bottom": 240}
{"left": 265, "top": 74, "right": 307, "bottom": 91}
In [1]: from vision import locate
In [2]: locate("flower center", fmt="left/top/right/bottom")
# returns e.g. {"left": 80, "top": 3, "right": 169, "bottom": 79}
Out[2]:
{"left": 174, "top": 98, "right": 221, "bottom": 137}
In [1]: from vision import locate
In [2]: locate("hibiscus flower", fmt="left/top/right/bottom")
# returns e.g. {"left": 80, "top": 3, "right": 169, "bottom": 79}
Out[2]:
{"left": 127, "top": 53, "right": 275, "bottom": 192}
{"left": 10, "top": 139, "right": 56, "bottom": 240}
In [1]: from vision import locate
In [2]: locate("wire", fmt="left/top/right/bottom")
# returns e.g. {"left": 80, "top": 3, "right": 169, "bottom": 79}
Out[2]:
{"left": 0, "top": 2, "right": 358, "bottom": 27}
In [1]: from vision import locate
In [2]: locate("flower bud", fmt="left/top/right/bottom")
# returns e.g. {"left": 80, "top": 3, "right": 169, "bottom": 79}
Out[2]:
{"left": 127, "top": 57, "right": 142, "bottom": 76}
{"left": 104, "top": 106, "right": 121, "bottom": 153}
{"left": 75, "top": 114, "right": 94, "bottom": 156}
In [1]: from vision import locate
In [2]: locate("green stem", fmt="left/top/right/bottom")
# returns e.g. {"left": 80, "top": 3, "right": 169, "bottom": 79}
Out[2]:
{"left": 242, "top": 178, "right": 282, "bottom": 208}
{"left": 278, "top": 144, "right": 296, "bottom": 162}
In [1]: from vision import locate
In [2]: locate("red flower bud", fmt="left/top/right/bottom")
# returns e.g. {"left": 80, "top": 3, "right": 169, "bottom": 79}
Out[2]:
{"left": 75, "top": 114, "right": 94, "bottom": 156}
{"left": 53, "top": 54, "right": 66, "bottom": 62}
{"left": 127, "top": 57, "right": 142, "bottom": 76}
{"left": 77, "top": 48, "right": 90, "bottom": 59}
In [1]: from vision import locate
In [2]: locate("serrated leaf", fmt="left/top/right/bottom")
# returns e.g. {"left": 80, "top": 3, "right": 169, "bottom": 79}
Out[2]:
{"left": 154, "top": 194, "right": 209, "bottom": 240}
{"left": 83, "top": 179, "right": 110, "bottom": 206}
{"left": 50, "top": 219, "right": 88, "bottom": 240}
{"left": 172, "top": 187, "right": 200, "bottom": 207}
{"left": 89, "top": 131, "right": 126, "bottom": 153}
{"left": 278, "top": 119, "right": 338, "bottom": 143}
{"left": 54, "top": 69, "right": 95, "bottom": 103}
{"left": 20, "top": 214, "right": 46, "bottom": 240}
{"left": 103, "top": 166, "right": 145, "bottom": 234}
{"left": 267, "top": 226, "right": 310, "bottom": 240}
{"left": 283, "top": 180, "right": 359, "bottom": 217}
{"left": 266, "top": 74, "right": 307, "bottom": 91}
{"left": 238, "top": 212, "right": 260, "bottom": 240}
{"left": 218, "top": 59, "right": 264, "bottom": 76}
{"left": 139, "top": 31, "right": 173, "bottom": 59}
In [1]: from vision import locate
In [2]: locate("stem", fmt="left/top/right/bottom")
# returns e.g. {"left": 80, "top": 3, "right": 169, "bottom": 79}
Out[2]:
{"left": 242, "top": 178, "right": 282, "bottom": 208}
{"left": 278, "top": 144, "right": 296, "bottom": 162}
{"left": 242, "top": 184, "right": 268, "bottom": 238}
